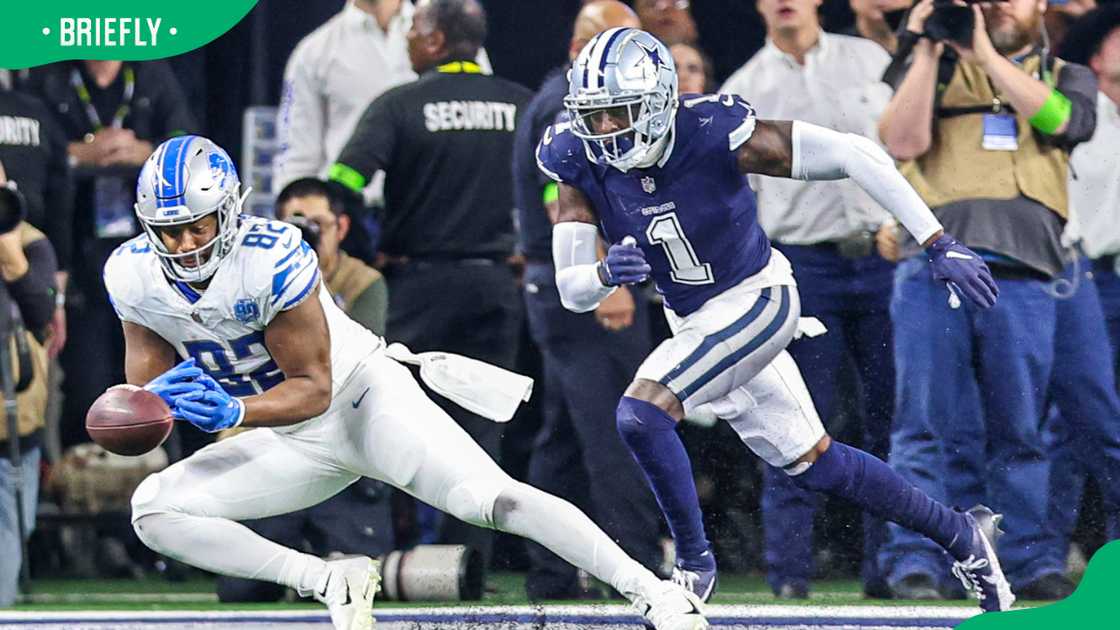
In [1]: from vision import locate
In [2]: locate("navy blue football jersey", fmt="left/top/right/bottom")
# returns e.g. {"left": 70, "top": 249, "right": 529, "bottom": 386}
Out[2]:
{"left": 536, "top": 94, "right": 772, "bottom": 316}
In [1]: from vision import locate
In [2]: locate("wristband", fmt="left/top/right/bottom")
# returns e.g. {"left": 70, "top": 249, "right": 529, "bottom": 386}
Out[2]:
{"left": 1028, "top": 89, "right": 1071, "bottom": 135}
{"left": 542, "top": 182, "right": 558, "bottom": 205}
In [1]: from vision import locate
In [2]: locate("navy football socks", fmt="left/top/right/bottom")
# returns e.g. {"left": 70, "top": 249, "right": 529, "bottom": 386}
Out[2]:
{"left": 616, "top": 396, "right": 713, "bottom": 570}
{"left": 790, "top": 440, "right": 973, "bottom": 561}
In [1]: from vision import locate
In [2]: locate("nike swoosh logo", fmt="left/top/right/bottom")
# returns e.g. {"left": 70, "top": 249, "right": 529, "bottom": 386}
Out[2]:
{"left": 342, "top": 584, "right": 351, "bottom": 606}
{"left": 318, "top": 574, "right": 331, "bottom": 599}
{"left": 352, "top": 387, "right": 370, "bottom": 408}
{"left": 946, "top": 251, "right": 974, "bottom": 260}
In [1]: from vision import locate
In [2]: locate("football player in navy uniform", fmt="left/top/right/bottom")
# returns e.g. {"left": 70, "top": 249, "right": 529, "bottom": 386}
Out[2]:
{"left": 537, "top": 28, "right": 1012, "bottom": 612}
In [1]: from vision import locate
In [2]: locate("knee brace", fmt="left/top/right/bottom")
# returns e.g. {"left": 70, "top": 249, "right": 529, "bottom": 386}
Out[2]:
{"left": 445, "top": 478, "right": 507, "bottom": 529}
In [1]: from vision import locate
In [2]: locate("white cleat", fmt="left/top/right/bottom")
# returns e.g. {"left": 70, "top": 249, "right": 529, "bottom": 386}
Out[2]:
{"left": 313, "top": 556, "right": 381, "bottom": 630}
{"left": 634, "top": 580, "right": 710, "bottom": 630}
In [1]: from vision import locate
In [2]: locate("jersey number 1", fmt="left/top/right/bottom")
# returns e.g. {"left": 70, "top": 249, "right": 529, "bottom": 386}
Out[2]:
{"left": 645, "top": 212, "right": 714, "bottom": 285}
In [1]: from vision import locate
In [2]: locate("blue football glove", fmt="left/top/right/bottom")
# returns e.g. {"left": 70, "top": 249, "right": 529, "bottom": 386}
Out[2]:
{"left": 926, "top": 234, "right": 999, "bottom": 309}
{"left": 144, "top": 358, "right": 206, "bottom": 407}
{"left": 599, "top": 236, "right": 651, "bottom": 286}
{"left": 173, "top": 387, "right": 245, "bottom": 433}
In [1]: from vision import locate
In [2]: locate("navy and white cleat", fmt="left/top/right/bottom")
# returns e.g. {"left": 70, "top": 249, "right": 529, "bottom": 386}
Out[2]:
{"left": 671, "top": 560, "right": 718, "bottom": 604}
{"left": 951, "top": 505, "right": 1015, "bottom": 612}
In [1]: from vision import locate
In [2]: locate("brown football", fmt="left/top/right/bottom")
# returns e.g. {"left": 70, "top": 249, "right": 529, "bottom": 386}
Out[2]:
{"left": 86, "top": 385, "right": 174, "bottom": 456}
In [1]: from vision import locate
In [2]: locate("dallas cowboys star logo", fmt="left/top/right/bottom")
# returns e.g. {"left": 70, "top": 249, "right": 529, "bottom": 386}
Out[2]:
{"left": 636, "top": 41, "right": 668, "bottom": 70}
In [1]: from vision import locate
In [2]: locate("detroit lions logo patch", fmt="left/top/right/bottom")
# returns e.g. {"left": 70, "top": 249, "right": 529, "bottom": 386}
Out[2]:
{"left": 234, "top": 299, "right": 260, "bottom": 324}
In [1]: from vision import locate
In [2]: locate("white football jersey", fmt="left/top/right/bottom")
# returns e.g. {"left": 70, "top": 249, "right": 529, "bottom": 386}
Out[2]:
{"left": 104, "top": 216, "right": 383, "bottom": 398}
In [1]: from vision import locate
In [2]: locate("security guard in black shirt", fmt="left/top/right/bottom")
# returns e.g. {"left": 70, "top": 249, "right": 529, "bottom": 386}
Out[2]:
{"left": 331, "top": 0, "right": 531, "bottom": 566}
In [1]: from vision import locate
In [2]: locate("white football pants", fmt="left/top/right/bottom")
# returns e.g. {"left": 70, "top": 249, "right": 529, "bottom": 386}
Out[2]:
{"left": 130, "top": 351, "right": 659, "bottom": 598}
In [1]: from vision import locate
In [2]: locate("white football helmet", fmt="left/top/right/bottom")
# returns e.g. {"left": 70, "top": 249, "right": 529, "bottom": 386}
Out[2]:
{"left": 134, "top": 135, "right": 248, "bottom": 282}
{"left": 565, "top": 28, "right": 678, "bottom": 172}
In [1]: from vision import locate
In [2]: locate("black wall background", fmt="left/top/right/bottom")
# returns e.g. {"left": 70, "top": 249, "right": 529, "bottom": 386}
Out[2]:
{"left": 169, "top": 0, "right": 864, "bottom": 160}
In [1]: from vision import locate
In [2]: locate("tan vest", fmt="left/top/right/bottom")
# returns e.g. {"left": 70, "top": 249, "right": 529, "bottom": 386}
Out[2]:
{"left": 899, "top": 55, "right": 1070, "bottom": 219}
{"left": 326, "top": 252, "right": 382, "bottom": 311}
{"left": 0, "top": 223, "right": 52, "bottom": 442}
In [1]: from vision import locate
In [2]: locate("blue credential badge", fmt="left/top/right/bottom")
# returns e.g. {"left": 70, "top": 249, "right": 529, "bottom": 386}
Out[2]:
{"left": 982, "top": 113, "right": 1018, "bottom": 151}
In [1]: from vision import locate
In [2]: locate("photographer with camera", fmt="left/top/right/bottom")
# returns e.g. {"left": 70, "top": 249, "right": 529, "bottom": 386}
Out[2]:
{"left": 877, "top": 0, "right": 1098, "bottom": 600}
{"left": 0, "top": 161, "right": 61, "bottom": 606}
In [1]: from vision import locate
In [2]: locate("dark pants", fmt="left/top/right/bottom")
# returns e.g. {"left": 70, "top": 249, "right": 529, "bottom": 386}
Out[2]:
{"left": 384, "top": 260, "right": 521, "bottom": 566}
{"left": 216, "top": 480, "right": 394, "bottom": 602}
{"left": 882, "top": 257, "right": 1055, "bottom": 589}
{"left": 521, "top": 262, "right": 663, "bottom": 598}
{"left": 762, "top": 243, "right": 894, "bottom": 593}
{"left": 60, "top": 238, "right": 127, "bottom": 450}
{"left": 1039, "top": 259, "right": 1120, "bottom": 574}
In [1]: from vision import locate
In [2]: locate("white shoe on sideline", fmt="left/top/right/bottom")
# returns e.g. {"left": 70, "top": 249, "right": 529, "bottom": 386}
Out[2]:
{"left": 313, "top": 556, "right": 380, "bottom": 630}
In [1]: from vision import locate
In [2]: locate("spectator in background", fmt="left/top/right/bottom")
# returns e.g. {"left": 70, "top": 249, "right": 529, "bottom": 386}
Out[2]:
{"left": 276, "top": 179, "right": 388, "bottom": 334}
{"left": 849, "top": 0, "right": 911, "bottom": 53}
{"left": 21, "top": 60, "right": 196, "bottom": 454}
{"left": 331, "top": 0, "right": 530, "bottom": 567}
{"left": 0, "top": 161, "right": 62, "bottom": 606}
{"left": 214, "top": 178, "right": 394, "bottom": 603}
{"left": 634, "top": 0, "right": 698, "bottom": 47}
{"left": 878, "top": 0, "right": 1097, "bottom": 598}
{"left": 1045, "top": 0, "right": 1098, "bottom": 52}
{"left": 0, "top": 74, "right": 72, "bottom": 360}
{"left": 275, "top": 0, "right": 491, "bottom": 197}
{"left": 720, "top": 0, "right": 895, "bottom": 600}
{"left": 670, "top": 42, "right": 714, "bottom": 93}
{"left": 513, "top": 0, "right": 664, "bottom": 600}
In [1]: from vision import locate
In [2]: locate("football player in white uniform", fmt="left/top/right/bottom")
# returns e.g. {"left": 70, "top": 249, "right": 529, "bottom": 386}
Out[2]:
{"left": 103, "top": 135, "right": 707, "bottom": 630}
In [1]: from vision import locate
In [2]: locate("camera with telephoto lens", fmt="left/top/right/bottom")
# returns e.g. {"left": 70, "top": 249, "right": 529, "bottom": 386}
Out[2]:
{"left": 283, "top": 214, "right": 321, "bottom": 251}
{"left": 924, "top": 0, "right": 1005, "bottom": 47}
{"left": 0, "top": 182, "right": 26, "bottom": 235}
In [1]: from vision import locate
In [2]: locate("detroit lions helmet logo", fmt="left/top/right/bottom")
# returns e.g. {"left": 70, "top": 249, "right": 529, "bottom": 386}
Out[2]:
{"left": 208, "top": 152, "right": 233, "bottom": 189}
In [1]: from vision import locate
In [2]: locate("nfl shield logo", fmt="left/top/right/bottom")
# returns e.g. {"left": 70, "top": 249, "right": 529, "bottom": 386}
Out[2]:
{"left": 641, "top": 176, "right": 656, "bottom": 194}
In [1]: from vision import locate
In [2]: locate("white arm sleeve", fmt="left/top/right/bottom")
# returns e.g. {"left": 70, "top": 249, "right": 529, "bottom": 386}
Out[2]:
{"left": 553, "top": 222, "right": 615, "bottom": 313}
{"left": 790, "top": 120, "right": 943, "bottom": 246}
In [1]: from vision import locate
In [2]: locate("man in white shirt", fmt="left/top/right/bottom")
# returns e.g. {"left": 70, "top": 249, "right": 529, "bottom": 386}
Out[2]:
{"left": 719, "top": 0, "right": 895, "bottom": 600}
{"left": 274, "top": 0, "right": 490, "bottom": 195}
